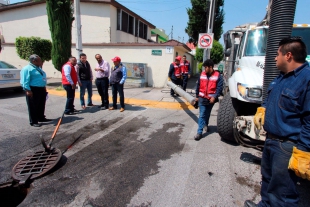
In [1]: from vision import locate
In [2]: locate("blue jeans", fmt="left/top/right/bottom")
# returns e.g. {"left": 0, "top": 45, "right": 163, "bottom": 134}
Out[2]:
{"left": 258, "top": 138, "right": 299, "bottom": 207}
{"left": 197, "top": 102, "right": 214, "bottom": 134}
{"left": 63, "top": 84, "right": 75, "bottom": 113}
{"left": 111, "top": 83, "right": 124, "bottom": 108}
{"left": 79, "top": 80, "right": 93, "bottom": 106}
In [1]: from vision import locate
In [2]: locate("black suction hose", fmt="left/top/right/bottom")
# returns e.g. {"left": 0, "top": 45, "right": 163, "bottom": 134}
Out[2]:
{"left": 262, "top": 0, "right": 297, "bottom": 101}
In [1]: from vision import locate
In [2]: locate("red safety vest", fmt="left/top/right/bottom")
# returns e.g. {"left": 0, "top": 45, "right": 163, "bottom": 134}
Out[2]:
{"left": 172, "top": 62, "right": 181, "bottom": 78}
{"left": 199, "top": 70, "right": 220, "bottom": 99}
{"left": 62, "top": 62, "right": 77, "bottom": 85}
{"left": 180, "top": 60, "right": 190, "bottom": 74}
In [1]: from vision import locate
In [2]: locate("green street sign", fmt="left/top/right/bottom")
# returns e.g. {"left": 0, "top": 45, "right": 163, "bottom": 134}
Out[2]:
{"left": 152, "top": 50, "right": 162, "bottom": 56}
{"left": 218, "top": 64, "right": 223, "bottom": 73}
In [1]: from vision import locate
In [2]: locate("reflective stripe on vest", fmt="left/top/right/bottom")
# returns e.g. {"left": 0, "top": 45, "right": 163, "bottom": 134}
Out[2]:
{"left": 199, "top": 70, "right": 220, "bottom": 99}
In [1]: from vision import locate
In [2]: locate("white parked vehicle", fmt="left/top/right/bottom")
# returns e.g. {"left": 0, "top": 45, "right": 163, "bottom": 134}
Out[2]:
{"left": 217, "top": 23, "right": 310, "bottom": 148}
{"left": 0, "top": 60, "right": 22, "bottom": 92}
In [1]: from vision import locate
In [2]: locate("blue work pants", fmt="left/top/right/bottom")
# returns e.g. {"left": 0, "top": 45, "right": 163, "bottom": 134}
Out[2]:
{"left": 258, "top": 138, "right": 299, "bottom": 207}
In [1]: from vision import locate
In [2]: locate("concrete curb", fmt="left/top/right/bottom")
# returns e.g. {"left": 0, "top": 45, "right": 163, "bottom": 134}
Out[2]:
{"left": 47, "top": 88, "right": 196, "bottom": 110}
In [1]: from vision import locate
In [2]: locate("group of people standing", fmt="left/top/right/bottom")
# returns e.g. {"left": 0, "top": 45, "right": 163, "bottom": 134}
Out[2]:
{"left": 168, "top": 55, "right": 192, "bottom": 96}
{"left": 20, "top": 53, "right": 127, "bottom": 127}
{"left": 61, "top": 54, "right": 127, "bottom": 115}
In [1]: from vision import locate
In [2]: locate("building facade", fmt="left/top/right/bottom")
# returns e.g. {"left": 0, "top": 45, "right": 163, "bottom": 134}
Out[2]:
{"left": 0, "top": 0, "right": 192, "bottom": 87}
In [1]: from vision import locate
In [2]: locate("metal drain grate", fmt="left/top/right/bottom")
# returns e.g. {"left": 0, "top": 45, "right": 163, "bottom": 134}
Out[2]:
{"left": 11, "top": 148, "right": 62, "bottom": 182}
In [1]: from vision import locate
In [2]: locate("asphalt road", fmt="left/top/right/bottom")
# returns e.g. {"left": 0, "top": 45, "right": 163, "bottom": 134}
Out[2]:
{"left": 1, "top": 89, "right": 310, "bottom": 207}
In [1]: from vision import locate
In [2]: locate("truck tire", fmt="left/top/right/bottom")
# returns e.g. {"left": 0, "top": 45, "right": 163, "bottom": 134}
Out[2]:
{"left": 217, "top": 94, "right": 237, "bottom": 143}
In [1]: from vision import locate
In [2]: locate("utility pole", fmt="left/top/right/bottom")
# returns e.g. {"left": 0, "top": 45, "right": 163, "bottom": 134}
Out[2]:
{"left": 74, "top": 0, "right": 83, "bottom": 62}
{"left": 171, "top": 26, "right": 173, "bottom": 40}
{"left": 203, "top": 0, "right": 215, "bottom": 62}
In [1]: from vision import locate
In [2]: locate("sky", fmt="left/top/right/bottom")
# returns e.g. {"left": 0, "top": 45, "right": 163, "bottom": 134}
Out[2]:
{"left": 8, "top": 0, "right": 309, "bottom": 45}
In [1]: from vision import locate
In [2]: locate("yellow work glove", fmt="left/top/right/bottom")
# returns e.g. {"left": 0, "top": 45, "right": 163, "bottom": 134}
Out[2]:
{"left": 254, "top": 107, "right": 265, "bottom": 130}
{"left": 168, "top": 77, "right": 171, "bottom": 81}
{"left": 288, "top": 147, "right": 310, "bottom": 180}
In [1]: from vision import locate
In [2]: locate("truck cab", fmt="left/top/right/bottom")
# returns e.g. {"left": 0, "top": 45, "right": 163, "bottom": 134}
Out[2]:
{"left": 218, "top": 24, "right": 310, "bottom": 148}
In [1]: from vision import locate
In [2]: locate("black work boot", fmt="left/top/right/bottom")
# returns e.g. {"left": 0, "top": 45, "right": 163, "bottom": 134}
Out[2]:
{"left": 194, "top": 134, "right": 202, "bottom": 141}
{"left": 244, "top": 200, "right": 258, "bottom": 207}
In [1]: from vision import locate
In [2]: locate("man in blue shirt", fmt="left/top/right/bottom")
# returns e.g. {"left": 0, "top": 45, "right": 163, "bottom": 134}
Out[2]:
{"left": 109, "top": 56, "right": 127, "bottom": 112}
{"left": 244, "top": 37, "right": 310, "bottom": 207}
{"left": 20, "top": 54, "right": 50, "bottom": 127}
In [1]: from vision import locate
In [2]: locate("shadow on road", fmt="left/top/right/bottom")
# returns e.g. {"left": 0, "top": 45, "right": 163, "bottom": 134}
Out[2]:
{"left": 240, "top": 152, "right": 261, "bottom": 165}
{"left": 174, "top": 96, "right": 198, "bottom": 124}
{"left": 0, "top": 90, "right": 24, "bottom": 99}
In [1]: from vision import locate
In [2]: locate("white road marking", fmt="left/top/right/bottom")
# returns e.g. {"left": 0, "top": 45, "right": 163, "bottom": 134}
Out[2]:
{"left": 64, "top": 109, "right": 147, "bottom": 158}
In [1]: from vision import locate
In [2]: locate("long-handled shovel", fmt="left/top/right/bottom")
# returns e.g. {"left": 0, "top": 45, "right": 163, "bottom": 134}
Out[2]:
{"left": 41, "top": 111, "right": 65, "bottom": 153}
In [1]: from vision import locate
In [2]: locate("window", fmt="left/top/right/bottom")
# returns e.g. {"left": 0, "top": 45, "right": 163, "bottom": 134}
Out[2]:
{"left": 138, "top": 21, "right": 147, "bottom": 40}
{"left": 116, "top": 9, "right": 148, "bottom": 39}
{"left": 128, "top": 15, "right": 134, "bottom": 35}
{"left": 292, "top": 27, "right": 310, "bottom": 54}
{"left": 143, "top": 24, "right": 147, "bottom": 39}
{"left": 122, "top": 12, "right": 128, "bottom": 33}
{"left": 117, "top": 9, "right": 121, "bottom": 30}
{"left": 244, "top": 29, "right": 267, "bottom": 56}
{"left": 238, "top": 33, "right": 246, "bottom": 59}
{"left": 135, "top": 19, "right": 138, "bottom": 37}
{"left": 0, "top": 61, "right": 17, "bottom": 69}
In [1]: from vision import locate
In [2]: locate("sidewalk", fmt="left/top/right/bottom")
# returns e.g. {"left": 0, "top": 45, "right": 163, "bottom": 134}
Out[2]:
{"left": 46, "top": 76, "right": 198, "bottom": 110}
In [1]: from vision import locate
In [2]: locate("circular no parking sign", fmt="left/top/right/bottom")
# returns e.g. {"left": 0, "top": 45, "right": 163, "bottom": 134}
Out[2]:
{"left": 198, "top": 33, "right": 214, "bottom": 49}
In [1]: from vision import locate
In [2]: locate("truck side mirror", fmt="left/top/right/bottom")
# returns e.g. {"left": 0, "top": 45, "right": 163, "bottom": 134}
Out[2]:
{"left": 223, "top": 32, "right": 232, "bottom": 49}
{"left": 225, "top": 48, "right": 231, "bottom": 57}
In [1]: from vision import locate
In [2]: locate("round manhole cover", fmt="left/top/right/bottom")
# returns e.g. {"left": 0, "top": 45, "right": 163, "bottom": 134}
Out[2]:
{"left": 11, "top": 148, "right": 62, "bottom": 182}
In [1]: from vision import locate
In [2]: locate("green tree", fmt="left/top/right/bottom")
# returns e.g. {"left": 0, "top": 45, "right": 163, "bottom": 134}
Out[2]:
{"left": 210, "top": 40, "right": 224, "bottom": 64}
{"left": 195, "top": 40, "right": 223, "bottom": 66}
{"left": 46, "top": 0, "right": 73, "bottom": 71}
{"left": 195, "top": 48, "right": 204, "bottom": 62}
{"left": 186, "top": 0, "right": 224, "bottom": 45}
{"left": 15, "top": 36, "right": 52, "bottom": 62}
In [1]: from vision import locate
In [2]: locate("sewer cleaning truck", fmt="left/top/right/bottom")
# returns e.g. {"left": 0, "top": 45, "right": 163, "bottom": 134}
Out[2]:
{"left": 217, "top": 0, "right": 310, "bottom": 149}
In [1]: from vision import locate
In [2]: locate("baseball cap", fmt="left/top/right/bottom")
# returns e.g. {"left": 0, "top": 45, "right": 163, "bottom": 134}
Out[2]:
{"left": 111, "top": 56, "right": 121, "bottom": 62}
{"left": 175, "top": 56, "right": 181, "bottom": 61}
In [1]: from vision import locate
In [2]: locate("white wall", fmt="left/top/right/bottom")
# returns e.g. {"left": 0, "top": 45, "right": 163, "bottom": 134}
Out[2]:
{"left": 0, "top": 2, "right": 152, "bottom": 44}
{"left": 0, "top": 4, "right": 51, "bottom": 43}
{"left": 0, "top": 43, "right": 191, "bottom": 87}
{"left": 74, "top": 3, "right": 111, "bottom": 44}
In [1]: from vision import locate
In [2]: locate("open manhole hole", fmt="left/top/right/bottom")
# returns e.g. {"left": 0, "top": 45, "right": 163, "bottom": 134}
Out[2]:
{"left": 0, "top": 148, "right": 62, "bottom": 206}
{"left": 0, "top": 182, "right": 30, "bottom": 207}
